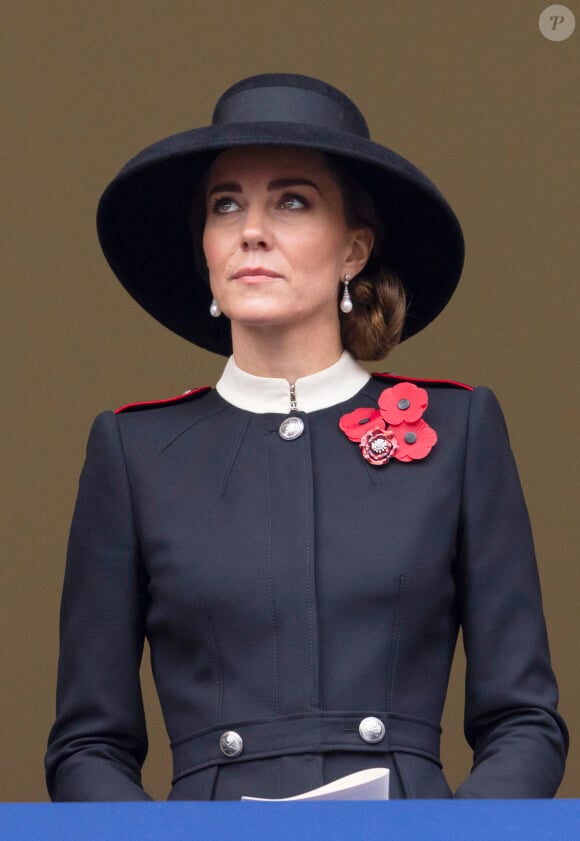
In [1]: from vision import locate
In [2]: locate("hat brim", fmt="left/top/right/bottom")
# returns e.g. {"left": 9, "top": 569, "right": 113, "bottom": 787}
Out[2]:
{"left": 97, "top": 122, "right": 464, "bottom": 356}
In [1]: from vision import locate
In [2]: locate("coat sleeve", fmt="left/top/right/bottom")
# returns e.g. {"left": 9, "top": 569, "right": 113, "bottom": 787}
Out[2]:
{"left": 45, "top": 411, "right": 153, "bottom": 801}
{"left": 454, "top": 387, "right": 568, "bottom": 797}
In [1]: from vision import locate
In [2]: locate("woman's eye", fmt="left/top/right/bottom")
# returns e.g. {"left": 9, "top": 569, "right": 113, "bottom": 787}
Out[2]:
{"left": 211, "top": 196, "right": 240, "bottom": 214}
{"left": 279, "top": 194, "right": 307, "bottom": 210}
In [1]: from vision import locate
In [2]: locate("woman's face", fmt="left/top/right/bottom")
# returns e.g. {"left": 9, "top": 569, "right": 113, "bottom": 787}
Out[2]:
{"left": 202, "top": 146, "right": 372, "bottom": 337}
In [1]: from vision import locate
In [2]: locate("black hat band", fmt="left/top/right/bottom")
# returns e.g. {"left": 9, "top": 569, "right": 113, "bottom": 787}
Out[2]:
{"left": 213, "top": 86, "right": 370, "bottom": 138}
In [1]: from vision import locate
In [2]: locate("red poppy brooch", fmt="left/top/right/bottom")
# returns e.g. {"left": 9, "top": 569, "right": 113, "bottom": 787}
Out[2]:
{"left": 339, "top": 382, "right": 437, "bottom": 466}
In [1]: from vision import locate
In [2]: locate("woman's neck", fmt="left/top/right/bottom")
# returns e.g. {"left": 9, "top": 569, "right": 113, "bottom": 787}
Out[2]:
{"left": 231, "top": 322, "right": 344, "bottom": 382}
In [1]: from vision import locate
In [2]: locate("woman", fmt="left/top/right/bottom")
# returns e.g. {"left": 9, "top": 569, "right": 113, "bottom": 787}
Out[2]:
{"left": 45, "top": 73, "right": 568, "bottom": 801}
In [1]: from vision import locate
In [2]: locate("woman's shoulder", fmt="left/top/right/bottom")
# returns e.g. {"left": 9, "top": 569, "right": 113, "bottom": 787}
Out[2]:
{"left": 101, "top": 386, "right": 223, "bottom": 450}
{"left": 365, "top": 372, "right": 503, "bottom": 425}
{"left": 365, "top": 371, "right": 477, "bottom": 410}
{"left": 366, "top": 373, "right": 510, "bottom": 441}
{"left": 114, "top": 386, "right": 213, "bottom": 414}
{"left": 371, "top": 371, "right": 474, "bottom": 392}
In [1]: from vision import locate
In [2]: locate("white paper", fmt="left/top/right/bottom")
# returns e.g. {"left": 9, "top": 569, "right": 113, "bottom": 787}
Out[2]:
{"left": 241, "top": 767, "right": 389, "bottom": 801}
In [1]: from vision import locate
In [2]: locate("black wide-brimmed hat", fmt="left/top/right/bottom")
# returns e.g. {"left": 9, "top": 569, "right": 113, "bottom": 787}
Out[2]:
{"left": 97, "top": 73, "right": 464, "bottom": 355}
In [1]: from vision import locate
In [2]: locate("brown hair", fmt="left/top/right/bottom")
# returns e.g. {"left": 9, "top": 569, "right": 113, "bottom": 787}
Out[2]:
{"left": 327, "top": 156, "right": 406, "bottom": 361}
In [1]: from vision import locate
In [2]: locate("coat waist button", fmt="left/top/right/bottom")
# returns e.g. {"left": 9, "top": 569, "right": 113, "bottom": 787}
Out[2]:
{"left": 219, "top": 730, "right": 244, "bottom": 757}
{"left": 358, "top": 716, "right": 386, "bottom": 744}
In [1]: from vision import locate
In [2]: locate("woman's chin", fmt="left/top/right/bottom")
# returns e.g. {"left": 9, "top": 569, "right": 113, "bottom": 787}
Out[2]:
{"left": 226, "top": 304, "right": 293, "bottom": 328}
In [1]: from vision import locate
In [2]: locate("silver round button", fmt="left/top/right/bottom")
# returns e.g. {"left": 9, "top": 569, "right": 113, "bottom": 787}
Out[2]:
{"left": 219, "top": 730, "right": 244, "bottom": 757}
{"left": 279, "top": 416, "right": 304, "bottom": 441}
{"left": 358, "top": 716, "right": 386, "bottom": 744}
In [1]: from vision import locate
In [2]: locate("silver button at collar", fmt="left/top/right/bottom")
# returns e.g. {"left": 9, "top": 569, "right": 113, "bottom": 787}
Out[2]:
{"left": 279, "top": 416, "right": 304, "bottom": 441}
{"left": 219, "top": 730, "right": 244, "bottom": 758}
{"left": 358, "top": 716, "right": 386, "bottom": 744}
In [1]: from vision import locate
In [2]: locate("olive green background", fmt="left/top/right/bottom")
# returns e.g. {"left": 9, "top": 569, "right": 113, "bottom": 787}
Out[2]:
{"left": 2, "top": 1, "right": 578, "bottom": 800}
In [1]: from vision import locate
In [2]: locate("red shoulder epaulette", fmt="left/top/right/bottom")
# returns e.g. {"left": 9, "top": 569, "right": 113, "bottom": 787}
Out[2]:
{"left": 372, "top": 372, "right": 473, "bottom": 391}
{"left": 115, "top": 386, "right": 212, "bottom": 414}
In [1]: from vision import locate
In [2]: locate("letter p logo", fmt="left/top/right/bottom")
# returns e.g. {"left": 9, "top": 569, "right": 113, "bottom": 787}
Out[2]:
{"left": 539, "top": 5, "right": 576, "bottom": 40}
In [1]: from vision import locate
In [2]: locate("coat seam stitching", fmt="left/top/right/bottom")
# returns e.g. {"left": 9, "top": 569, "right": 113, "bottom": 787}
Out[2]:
{"left": 217, "top": 413, "right": 252, "bottom": 497}
{"left": 263, "top": 427, "right": 280, "bottom": 714}
{"left": 198, "top": 593, "right": 224, "bottom": 725}
{"left": 388, "top": 574, "right": 408, "bottom": 711}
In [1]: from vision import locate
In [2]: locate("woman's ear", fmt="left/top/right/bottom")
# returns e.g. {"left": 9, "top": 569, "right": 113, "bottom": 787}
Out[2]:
{"left": 343, "top": 227, "right": 374, "bottom": 277}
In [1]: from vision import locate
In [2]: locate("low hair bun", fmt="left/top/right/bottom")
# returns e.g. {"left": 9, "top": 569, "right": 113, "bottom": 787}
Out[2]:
{"left": 339, "top": 270, "right": 406, "bottom": 361}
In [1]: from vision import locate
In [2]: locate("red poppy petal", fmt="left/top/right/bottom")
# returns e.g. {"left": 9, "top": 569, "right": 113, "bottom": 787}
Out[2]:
{"left": 392, "top": 419, "right": 437, "bottom": 461}
{"left": 339, "top": 407, "right": 384, "bottom": 442}
{"left": 378, "top": 382, "right": 428, "bottom": 425}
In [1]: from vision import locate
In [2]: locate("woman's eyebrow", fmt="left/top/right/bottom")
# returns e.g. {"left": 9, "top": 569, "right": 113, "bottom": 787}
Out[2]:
{"left": 207, "top": 178, "right": 321, "bottom": 198}
{"left": 207, "top": 181, "right": 242, "bottom": 197}
{"left": 268, "top": 178, "right": 321, "bottom": 194}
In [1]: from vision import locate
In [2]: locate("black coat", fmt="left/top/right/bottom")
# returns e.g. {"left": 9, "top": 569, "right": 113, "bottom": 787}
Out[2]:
{"left": 45, "top": 375, "right": 568, "bottom": 800}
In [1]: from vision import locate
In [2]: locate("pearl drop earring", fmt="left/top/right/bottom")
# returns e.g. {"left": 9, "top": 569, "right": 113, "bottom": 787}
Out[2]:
{"left": 209, "top": 298, "right": 221, "bottom": 317}
{"left": 340, "top": 275, "right": 353, "bottom": 314}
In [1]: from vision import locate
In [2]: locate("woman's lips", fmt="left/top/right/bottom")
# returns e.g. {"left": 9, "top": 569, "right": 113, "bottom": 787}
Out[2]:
{"left": 232, "top": 267, "right": 282, "bottom": 282}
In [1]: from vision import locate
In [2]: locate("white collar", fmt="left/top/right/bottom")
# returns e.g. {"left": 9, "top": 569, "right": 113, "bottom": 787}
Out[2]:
{"left": 216, "top": 351, "right": 370, "bottom": 414}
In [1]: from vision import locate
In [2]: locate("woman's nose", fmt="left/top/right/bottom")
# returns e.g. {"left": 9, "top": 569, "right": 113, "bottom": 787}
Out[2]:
{"left": 240, "top": 206, "right": 271, "bottom": 250}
